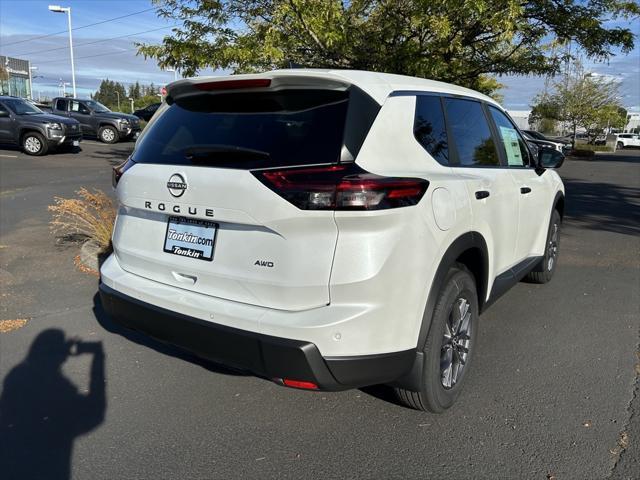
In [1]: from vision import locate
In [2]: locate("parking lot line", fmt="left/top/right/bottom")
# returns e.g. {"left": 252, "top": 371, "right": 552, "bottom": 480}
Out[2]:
{"left": 0, "top": 154, "right": 18, "bottom": 158}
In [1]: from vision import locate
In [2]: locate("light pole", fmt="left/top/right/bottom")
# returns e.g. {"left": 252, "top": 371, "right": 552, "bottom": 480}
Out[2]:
{"left": 48, "top": 5, "right": 76, "bottom": 97}
{"left": 115, "top": 90, "right": 120, "bottom": 110}
{"left": 129, "top": 97, "right": 134, "bottom": 113}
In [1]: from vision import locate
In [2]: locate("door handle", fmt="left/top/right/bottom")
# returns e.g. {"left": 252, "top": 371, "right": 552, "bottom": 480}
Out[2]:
{"left": 520, "top": 187, "right": 532, "bottom": 194}
{"left": 475, "top": 190, "right": 490, "bottom": 200}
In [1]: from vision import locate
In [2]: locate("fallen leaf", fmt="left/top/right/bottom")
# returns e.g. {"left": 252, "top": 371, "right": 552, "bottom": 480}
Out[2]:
{"left": 0, "top": 318, "right": 29, "bottom": 333}
{"left": 619, "top": 432, "right": 629, "bottom": 449}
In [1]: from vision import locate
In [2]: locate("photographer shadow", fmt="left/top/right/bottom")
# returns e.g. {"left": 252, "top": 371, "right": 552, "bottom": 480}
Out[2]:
{"left": 0, "top": 329, "right": 105, "bottom": 480}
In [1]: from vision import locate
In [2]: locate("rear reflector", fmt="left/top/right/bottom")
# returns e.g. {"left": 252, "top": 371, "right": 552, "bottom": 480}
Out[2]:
{"left": 112, "top": 157, "right": 136, "bottom": 188}
{"left": 253, "top": 164, "right": 428, "bottom": 210}
{"left": 195, "top": 78, "right": 271, "bottom": 91}
{"left": 282, "top": 379, "right": 319, "bottom": 390}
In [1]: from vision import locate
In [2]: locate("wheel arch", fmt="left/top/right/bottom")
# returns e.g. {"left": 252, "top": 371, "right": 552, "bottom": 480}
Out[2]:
{"left": 19, "top": 126, "right": 46, "bottom": 143}
{"left": 391, "top": 231, "right": 489, "bottom": 391}
{"left": 553, "top": 190, "right": 565, "bottom": 220}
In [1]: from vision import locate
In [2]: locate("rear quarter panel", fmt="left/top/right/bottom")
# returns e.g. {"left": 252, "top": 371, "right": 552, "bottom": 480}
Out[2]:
{"left": 329, "top": 95, "right": 475, "bottom": 355}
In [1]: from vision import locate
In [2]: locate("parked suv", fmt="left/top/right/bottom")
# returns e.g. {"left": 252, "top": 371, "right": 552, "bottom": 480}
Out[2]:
{"left": 522, "top": 130, "right": 571, "bottom": 153}
{"left": 51, "top": 97, "right": 141, "bottom": 144}
{"left": 133, "top": 102, "right": 161, "bottom": 121}
{"left": 100, "top": 70, "right": 565, "bottom": 412}
{"left": 615, "top": 133, "right": 640, "bottom": 149}
{"left": 0, "top": 96, "right": 82, "bottom": 155}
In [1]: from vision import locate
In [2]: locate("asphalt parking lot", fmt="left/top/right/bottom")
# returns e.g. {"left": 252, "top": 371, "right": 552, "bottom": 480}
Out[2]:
{"left": 0, "top": 141, "right": 638, "bottom": 479}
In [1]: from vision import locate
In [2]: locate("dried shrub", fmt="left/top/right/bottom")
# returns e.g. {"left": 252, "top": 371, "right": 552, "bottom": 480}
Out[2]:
{"left": 48, "top": 188, "right": 116, "bottom": 252}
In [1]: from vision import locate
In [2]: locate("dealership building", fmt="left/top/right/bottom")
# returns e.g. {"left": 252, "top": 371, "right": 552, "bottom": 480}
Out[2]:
{"left": 0, "top": 56, "right": 32, "bottom": 98}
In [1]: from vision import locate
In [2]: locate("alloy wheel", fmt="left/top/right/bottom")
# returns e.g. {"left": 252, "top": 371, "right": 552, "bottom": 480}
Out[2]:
{"left": 547, "top": 223, "right": 559, "bottom": 271}
{"left": 440, "top": 297, "right": 472, "bottom": 389}
{"left": 24, "top": 136, "right": 41, "bottom": 154}
{"left": 102, "top": 129, "right": 115, "bottom": 142}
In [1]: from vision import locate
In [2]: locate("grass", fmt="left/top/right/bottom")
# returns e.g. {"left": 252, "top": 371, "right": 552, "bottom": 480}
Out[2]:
{"left": 572, "top": 144, "right": 614, "bottom": 152}
{"left": 48, "top": 188, "right": 116, "bottom": 252}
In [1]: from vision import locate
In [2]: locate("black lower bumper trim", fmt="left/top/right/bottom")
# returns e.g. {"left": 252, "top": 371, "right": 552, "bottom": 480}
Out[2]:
{"left": 99, "top": 283, "right": 415, "bottom": 391}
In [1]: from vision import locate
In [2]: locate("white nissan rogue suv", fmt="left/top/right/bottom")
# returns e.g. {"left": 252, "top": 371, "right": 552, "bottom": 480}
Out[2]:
{"left": 100, "top": 70, "right": 565, "bottom": 412}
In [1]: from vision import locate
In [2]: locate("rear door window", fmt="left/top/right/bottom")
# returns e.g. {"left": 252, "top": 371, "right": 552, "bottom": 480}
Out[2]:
{"left": 132, "top": 89, "right": 352, "bottom": 169}
{"left": 414, "top": 96, "right": 449, "bottom": 165}
{"left": 444, "top": 98, "right": 500, "bottom": 167}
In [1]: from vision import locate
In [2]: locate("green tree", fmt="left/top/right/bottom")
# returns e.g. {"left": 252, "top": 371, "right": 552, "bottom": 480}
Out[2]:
{"left": 93, "top": 79, "right": 118, "bottom": 108}
{"left": 530, "top": 65, "right": 625, "bottom": 144}
{"left": 529, "top": 97, "right": 561, "bottom": 133}
{"left": 128, "top": 81, "right": 142, "bottom": 100}
{"left": 138, "top": 0, "right": 638, "bottom": 95}
{"left": 134, "top": 94, "right": 161, "bottom": 110}
{"left": 585, "top": 104, "right": 627, "bottom": 140}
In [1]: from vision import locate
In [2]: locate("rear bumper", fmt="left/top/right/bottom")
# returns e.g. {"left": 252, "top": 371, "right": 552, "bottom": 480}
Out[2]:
{"left": 99, "top": 282, "right": 415, "bottom": 391}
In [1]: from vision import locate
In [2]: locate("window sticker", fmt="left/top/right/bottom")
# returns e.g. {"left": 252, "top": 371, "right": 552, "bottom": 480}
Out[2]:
{"left": 499, "top": 126, "right": 523, "bottom": 166}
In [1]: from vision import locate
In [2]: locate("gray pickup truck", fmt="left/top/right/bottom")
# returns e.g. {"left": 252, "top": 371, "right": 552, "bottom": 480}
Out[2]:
{"left": 51, "top": 97, "right": 141, "bottom": 144}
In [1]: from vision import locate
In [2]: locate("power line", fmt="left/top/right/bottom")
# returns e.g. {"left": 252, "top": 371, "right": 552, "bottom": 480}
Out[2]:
{"left": 0, "top": 7, "right": 156, "bottom": 48}
{"left": 10, "top": 25, "right": 177, "bottom": 57}
{"left": 35, "top": 48, "right": 139, "bottom": 65}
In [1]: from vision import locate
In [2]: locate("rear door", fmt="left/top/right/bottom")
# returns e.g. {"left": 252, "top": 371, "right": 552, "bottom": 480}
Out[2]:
{"left": 113, "top": 86, "right": 361, "bottom": 311}
{"left": 444, "top": 97, "right": 520, "bottom": 276}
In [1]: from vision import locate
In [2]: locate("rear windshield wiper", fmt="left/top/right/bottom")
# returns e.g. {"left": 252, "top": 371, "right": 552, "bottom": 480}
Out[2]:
{"left": 184, "top": 144, "right": 270, "bottom": 162}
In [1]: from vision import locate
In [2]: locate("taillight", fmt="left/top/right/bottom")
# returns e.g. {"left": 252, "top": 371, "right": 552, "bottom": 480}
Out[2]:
{"left": 112, "top": 158, "right": 136, "bottom": 188}
{"left": 253, "top": 164, "right": 428, "bottom": 210}
{"left": 195, "top": 78, "right": 271, "bottom": 91}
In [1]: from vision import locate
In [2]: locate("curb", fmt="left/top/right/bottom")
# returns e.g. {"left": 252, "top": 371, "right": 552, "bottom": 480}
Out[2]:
{"left": 77, "top": 240, "right": 107, "bottom": 276}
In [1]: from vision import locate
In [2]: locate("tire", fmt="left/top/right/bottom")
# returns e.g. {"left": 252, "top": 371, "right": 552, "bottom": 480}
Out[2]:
{"left": 526, "top": 209, "right": 561, "bottom": 284}
{"left": 22, "top": 132, "right": 48, "bottom": 156}
{"left": 98, "top": 125, "right": 119, "bottom": 144}
{"left": 616, "top": 142, "right": 624, "bottom": 150}
{"left": 395, "top": 264, "right": 479, "bottom": 412}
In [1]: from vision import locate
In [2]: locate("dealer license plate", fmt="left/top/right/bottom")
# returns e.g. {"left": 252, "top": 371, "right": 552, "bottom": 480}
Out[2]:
{"left": 163, "top": 216, "right": 217, "bottom": 261}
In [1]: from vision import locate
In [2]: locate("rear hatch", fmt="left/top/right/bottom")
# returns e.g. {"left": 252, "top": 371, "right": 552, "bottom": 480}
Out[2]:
{"left": 112, "top": 76, "right": 380, "bottom": 311}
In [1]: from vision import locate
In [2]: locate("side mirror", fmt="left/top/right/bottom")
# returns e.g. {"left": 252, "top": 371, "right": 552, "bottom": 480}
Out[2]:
{"left": 538, "top": 146, "right": 565, "bottom": 169}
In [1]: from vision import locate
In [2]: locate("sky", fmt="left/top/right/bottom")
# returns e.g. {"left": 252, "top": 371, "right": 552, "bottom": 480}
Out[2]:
{"left": 0, "top": 0, "right": 639, "bottom": 111}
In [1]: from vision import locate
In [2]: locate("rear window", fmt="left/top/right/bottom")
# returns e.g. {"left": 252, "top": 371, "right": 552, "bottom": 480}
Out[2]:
{"left": 132, "top": 89, "right": 357, "bottom": 169}
{"left": 414, "top": 95, "right": 449, "bottom": 165}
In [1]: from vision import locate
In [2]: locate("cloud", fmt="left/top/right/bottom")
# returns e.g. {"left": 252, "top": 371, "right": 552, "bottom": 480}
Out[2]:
{"left": 499, "top": 50, "right": 640, "bottom": 112}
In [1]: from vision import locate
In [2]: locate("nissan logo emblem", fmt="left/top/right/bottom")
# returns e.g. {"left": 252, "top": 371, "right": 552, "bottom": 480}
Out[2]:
{"left": 167, "top": 174, "right": 187, "bottom": 197}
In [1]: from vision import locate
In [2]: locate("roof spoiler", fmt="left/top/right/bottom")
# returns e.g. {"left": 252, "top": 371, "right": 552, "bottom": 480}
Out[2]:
{"left": 166, "top": 73, "right": 350, "bottom": 104}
